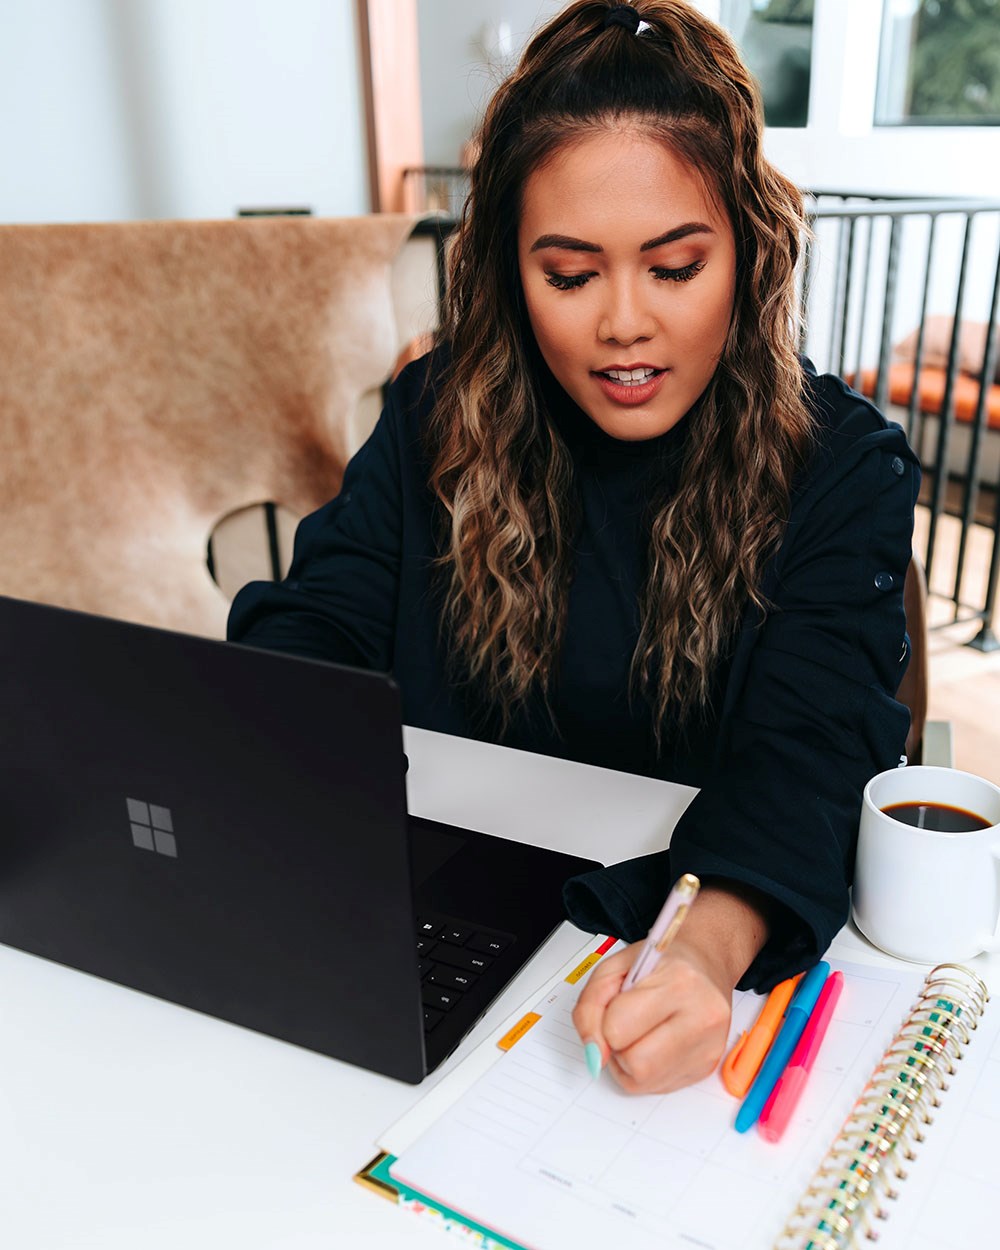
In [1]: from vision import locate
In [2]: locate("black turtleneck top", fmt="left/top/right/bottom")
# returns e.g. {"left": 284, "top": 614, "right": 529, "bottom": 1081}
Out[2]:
{"left": 228, "top": 353, "right": 919, "bottom": 990}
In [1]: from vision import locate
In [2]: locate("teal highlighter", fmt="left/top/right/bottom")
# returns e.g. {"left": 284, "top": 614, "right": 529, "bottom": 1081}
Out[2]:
{"left": 734, "top": 961, "right": 830, "bottom": 1134}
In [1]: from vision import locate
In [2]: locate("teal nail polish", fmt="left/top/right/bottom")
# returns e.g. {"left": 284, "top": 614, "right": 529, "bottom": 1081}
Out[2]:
{"left": 584, "top": 1041, "right": 603, "bottom": 1079}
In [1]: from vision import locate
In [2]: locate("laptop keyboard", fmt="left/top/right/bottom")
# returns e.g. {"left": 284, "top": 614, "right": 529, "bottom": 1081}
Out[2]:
{"left": 416, "top": 912, "right": 516, "bottom": 1034}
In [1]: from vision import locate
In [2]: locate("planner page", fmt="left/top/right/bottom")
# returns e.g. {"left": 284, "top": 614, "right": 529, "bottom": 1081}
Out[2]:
{"left": 391, "top": 956, "right": 924, "bottom": 1250}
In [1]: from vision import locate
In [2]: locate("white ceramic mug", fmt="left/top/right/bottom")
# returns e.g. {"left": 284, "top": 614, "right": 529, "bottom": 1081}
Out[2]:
{"left": 852, "top": 765, "right": 1000, "bottom": 964}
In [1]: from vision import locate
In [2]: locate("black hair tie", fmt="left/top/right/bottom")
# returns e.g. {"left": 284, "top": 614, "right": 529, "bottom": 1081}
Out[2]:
{"left": 603, "top": 4, "right": 642, "bottom": 34}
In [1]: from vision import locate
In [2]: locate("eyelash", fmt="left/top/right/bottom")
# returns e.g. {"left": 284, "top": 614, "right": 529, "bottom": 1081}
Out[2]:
{"left": 544, "top": 260, "right": 706, "bottom": 291}
{"left": 652, "top": 260, "right": 706, "bottom": 283}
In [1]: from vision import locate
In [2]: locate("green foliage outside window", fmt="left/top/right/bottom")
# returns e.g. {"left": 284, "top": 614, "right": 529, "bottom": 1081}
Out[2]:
{"left": 892, "top": 0, "right": 1000, "bottom": 123}
{"left": 751, "top": 0, "right": 814, "bottom": 23}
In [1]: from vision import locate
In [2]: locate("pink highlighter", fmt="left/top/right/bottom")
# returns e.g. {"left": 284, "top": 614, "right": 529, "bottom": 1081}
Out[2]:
{"left": 758, "top": 970, "right": 844, "bottom": 1143}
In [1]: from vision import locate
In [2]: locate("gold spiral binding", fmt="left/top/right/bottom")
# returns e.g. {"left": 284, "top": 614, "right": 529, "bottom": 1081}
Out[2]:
{"left": 906, "top": 1004, "right": 972, "bottom": 1047}
{"left": 775, "top": 964, "right": 988, "bottom": 1250}
{"left": 929, "top": 963, "right": 989, "bottom": 1010}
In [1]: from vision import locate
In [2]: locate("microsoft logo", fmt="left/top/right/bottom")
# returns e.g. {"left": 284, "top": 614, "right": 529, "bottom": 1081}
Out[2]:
{"left": 127, "top": 798, "right": 177, "bottom": 858}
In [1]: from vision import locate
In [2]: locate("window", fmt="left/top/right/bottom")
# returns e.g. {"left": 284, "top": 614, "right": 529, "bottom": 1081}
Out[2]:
{"left": 876, "top": 0, "right": 1000, "bottom": 126}
{"left": 721, "top": 0, "right": 815, "bottom": 128}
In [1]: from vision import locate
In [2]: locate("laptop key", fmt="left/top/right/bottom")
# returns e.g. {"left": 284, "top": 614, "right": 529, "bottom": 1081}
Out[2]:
{"left": 416, "top": 918, "right": 443, "bottom": 938}
{"left": 441, "top": 923, "right": 473, "bottom": 946}
{"left": 417, "top": 959, "right": 437, "bottom": 980}
{"left": 428, "top": 967, "right": 478, "bottom": 991}
{"left": 432, "top": 944, "right": 493, "bottom": 974}
{"left": 467, "top": 932, "right": 512, "bottom": 956}
{"left": 422, "top": 1006, "right": 444, "bottom": 1032}
{"left": 422, "top": 985, "right": 463, "bottom": 1012}
{"left": 416, "top": 937, "right": 438, "bottom": 957}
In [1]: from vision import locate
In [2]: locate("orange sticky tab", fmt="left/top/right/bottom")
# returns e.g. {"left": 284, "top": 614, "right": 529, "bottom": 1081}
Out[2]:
{"left": 497, "top": 1012, "right": 541, "bottom": 1051}
{"left": 565, "top": 951, "right": 604, "bottom": 985}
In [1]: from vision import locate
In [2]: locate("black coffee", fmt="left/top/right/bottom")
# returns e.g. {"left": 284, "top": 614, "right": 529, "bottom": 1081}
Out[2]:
{"left": 881, "top": 801, "right": 991, "bottom": 833}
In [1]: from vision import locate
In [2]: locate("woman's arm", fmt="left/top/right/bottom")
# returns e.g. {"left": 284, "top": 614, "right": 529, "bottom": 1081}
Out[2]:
{"left": 668, "top": 421, "right": 919, "bottom": 986}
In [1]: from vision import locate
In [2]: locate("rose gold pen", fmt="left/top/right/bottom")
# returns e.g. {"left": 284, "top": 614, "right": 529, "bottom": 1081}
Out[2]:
{"left": 583, "top": 873, "right": 700, "bottom": 1078}
{"left": 622, "top": 873, "right": 701, "bottom": 989}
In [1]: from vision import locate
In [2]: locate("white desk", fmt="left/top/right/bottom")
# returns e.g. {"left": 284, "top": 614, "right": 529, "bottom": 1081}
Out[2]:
{"left": 1, "top": 728, "right": 995, "bottom": 1249}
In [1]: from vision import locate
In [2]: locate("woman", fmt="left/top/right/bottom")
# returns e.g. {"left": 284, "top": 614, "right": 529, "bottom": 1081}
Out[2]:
{"left": 229, "top": 1, "right": 918, "bottom": 1094}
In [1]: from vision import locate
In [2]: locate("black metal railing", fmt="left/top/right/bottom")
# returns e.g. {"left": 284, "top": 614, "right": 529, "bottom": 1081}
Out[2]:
{"left": 803, "top": 193, "right": 1000, "bottom": 649}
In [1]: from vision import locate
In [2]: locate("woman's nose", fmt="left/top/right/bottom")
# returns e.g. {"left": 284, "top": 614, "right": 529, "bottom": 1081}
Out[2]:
{"left": 597, "top": 279, "right": 656, "bottom": 346}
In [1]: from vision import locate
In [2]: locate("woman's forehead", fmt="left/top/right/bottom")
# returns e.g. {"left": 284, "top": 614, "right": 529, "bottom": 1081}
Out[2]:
{"left": 518, "top": 128, "right": 729, "bottom": 246}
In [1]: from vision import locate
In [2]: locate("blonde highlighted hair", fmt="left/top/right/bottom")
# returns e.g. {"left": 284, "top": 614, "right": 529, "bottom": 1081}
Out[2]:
{"left": 427, "top": 0, "right": 814, "bottom": 737}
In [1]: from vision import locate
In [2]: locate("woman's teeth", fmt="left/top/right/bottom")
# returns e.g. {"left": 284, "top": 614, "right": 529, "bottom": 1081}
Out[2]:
{"left": 604, "top": 368, "right": 656, "bottom": 385}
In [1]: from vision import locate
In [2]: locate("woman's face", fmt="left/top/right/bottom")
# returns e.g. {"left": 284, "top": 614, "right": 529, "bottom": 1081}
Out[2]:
{"left": 517, "top": 127, "right": 737, "bottom": 442}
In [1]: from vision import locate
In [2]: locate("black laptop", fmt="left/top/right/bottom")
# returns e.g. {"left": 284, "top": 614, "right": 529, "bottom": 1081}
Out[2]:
{"left": 0, "top": 593, "right": 600, "bottom": 1083}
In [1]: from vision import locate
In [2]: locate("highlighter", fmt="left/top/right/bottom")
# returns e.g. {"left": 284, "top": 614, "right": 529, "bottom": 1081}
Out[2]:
{"left": 758, "top": 971, "right": 844, "bottom": 1143}
{"left": 734, "top": 961, "right": 830, "bottom": 1134}
{"left": 721, "top": 973, "right": 803, "bottom": 1098}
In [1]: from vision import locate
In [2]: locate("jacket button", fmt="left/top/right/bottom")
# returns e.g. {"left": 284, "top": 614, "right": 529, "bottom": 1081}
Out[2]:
{"left": 891, "top": 456, "right": 905, "bottom": 476}
{"left": 875, "top": 571, "right": 895, "bottom": 591}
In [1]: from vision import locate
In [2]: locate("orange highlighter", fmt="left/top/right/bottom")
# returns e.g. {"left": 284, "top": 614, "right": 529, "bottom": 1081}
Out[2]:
{"left": 758, "top": 970, "right": 844, "bottom": 1142}
{"left": 721, "top": 974, "right": 803, "bottom": 1098}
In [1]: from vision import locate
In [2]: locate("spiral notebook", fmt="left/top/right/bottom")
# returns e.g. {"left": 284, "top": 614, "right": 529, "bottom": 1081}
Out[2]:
{"left": 359, "top": 943, "right": 998, "bottom": 1250}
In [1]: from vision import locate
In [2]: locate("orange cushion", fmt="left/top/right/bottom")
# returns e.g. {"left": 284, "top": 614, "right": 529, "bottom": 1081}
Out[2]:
{"left": 893, "top": 317, "right": 1000, "bottom": 385}
{"left": 851, "top": 363, "right": 1000, "bottom": 430}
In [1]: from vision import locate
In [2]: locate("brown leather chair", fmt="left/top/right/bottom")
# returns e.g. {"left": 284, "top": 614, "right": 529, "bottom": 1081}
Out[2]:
{"left": 0, "top": 214, "right": 435, "bottom": 637}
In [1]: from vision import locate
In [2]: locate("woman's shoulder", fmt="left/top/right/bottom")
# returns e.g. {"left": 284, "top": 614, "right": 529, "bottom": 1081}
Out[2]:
{"left": 802, "top": 358, "right": 896, "bottom": 438}
{"left": 798, "top": 358, "right": 917, "bottom": 493}
{"left": 384, "top": 340, "right": 451, "bottom": 429}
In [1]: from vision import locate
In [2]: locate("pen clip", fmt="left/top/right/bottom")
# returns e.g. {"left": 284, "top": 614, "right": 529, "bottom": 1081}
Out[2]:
{"left": 654, "top": 900, "right": 693, "bottom": 952}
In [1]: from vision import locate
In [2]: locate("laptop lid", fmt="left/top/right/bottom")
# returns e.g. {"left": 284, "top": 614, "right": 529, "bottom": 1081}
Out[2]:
{"left": 0, "top": 594, "right": 445, "bottom": 1082}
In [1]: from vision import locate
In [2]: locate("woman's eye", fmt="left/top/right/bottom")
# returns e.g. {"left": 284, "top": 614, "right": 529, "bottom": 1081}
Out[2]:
{"left": 545, "top": 272, "right": 594, "bottom": 291}
{"left": 650, "top": 260, "right": 706, "bottom": 283}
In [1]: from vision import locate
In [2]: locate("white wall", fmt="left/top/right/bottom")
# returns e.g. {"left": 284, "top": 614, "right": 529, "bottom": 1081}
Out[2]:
{"left": 417, "top": 0, "right": 563, "bottom": 165}
{"left": 0, "top": 0, "right": 369, "bottom": 223}
{"left": 416, "top": 1, "right": 724, "bottom": 164}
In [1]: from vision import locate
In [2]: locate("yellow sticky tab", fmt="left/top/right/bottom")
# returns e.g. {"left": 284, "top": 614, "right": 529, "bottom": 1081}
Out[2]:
{"left": 497, "top": 1012, "right": 541, "bottom": 1051}
{"left": 565, "top": 951, "right": 603, "bottom": 985}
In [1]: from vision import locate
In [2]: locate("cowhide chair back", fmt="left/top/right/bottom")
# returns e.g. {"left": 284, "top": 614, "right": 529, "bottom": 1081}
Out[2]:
{"left": 0, "top": 214, "right": 431, "bottom": 637}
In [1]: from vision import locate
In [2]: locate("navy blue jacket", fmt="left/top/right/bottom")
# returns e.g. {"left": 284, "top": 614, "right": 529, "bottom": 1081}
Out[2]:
{"left": 228, "top": 354, "right": 919, "bottom": 989}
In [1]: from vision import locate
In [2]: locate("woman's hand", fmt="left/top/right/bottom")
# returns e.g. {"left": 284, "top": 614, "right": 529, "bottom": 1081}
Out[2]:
{"left": 572, "top": 883, "right": 773, "bottom": 1095}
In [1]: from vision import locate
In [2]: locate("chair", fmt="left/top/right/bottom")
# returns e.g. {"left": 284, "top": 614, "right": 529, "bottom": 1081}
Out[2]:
{"left": 0, "top": 214, "right": 440, "bottom": 637}
{"left": 897, "top": 556, "right": 954, "bottom": 766}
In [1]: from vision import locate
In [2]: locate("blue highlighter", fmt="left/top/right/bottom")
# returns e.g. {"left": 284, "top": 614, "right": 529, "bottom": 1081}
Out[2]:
{"left": 734, "top": 960, "right": 830, "bottom": 1133}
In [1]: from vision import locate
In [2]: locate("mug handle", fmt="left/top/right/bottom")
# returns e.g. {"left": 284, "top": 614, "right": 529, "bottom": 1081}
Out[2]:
{"left": 983, "top": 839, "right": 1000, "bottom": 952}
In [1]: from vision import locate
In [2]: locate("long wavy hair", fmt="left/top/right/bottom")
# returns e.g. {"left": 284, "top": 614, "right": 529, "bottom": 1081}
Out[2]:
{"left": 427, "top": 0, "right": 814, "bottom": 738}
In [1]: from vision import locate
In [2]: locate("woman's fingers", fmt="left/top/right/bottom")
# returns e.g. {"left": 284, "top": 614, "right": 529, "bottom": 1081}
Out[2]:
{"left": 607, "top": 998, "right": 731, "bottom": 1094}
{"left": 575, "top": 943, "right": 733, "bottom": 1094}
{"left": 571, "top": 946, "right": 636, "bottom": 1067}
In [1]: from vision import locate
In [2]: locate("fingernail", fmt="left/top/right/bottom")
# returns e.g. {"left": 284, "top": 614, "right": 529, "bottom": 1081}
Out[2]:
{"left": 584, "top": 1041, "right": 603, "bottom": 1079}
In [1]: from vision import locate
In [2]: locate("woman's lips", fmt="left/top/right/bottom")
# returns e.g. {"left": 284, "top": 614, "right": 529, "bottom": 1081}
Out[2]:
{"left": 592, "top": 367, "right": 669, "bottom": 407}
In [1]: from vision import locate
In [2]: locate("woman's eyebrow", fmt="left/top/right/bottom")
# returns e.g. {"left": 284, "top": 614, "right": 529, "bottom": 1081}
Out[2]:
{"left": 529, "top": 233, "right": 602, "bottom": 254}
{"left": 640, "top": 222, "right": 714, "bottom": 250}
{"left": 529, "top": 222, "right": 715, "bottom": 254}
